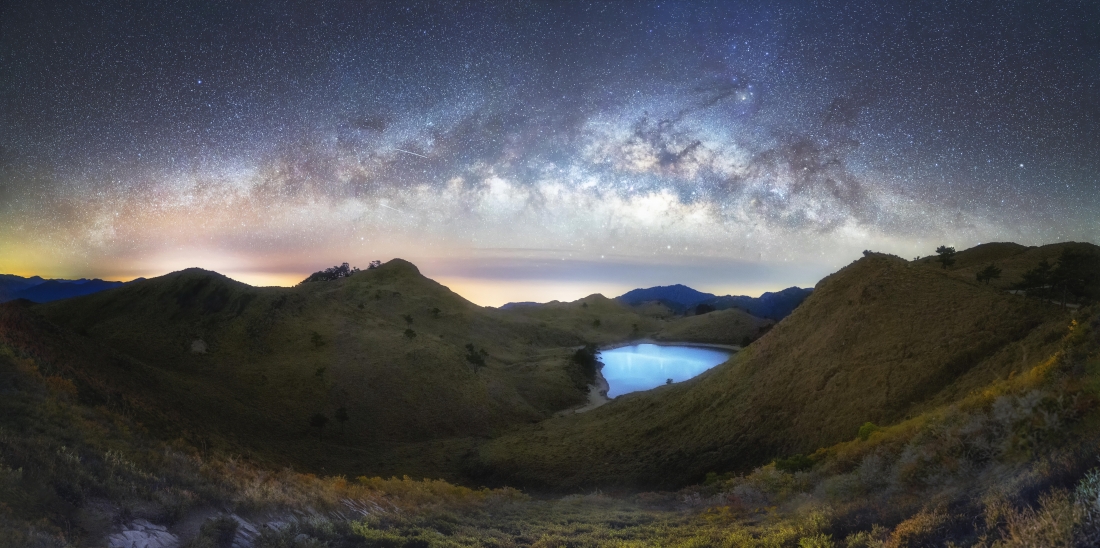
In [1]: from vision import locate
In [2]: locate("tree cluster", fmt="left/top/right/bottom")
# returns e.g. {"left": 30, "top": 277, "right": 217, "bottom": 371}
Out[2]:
{"left": 300, "top": 262, "right": 360, "bottom": 284}
{"left": 571, "top": 343, "right": 600, "bottom": 388}
{"left": 975, "top": 264, "right": 1002, "bottom": 285}
{"left": 1013, "top": 248, "right": 1100, "bottom": 305}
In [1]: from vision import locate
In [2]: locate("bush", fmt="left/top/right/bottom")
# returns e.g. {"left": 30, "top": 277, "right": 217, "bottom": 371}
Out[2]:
{"left": 187, "top": 515, "right": 238, "bottom": 548}
{"left": 775, "top": 454, "right": 814, "bottom": 473}
{"left": 857, "top": 422, "right": 879, "bottom": 441}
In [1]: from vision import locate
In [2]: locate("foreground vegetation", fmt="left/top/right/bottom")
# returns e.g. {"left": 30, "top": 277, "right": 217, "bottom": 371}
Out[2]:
{"left": 3, "top": 303, "right": 1100, "bottom": 546}
{"left": 3, "top": 242, "right": 1100, "bottom": 546}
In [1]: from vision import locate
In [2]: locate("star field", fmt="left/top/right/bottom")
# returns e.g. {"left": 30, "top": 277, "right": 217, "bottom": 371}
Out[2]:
{"left": 1, "top": 1, "right": 1098, "bottom": 304}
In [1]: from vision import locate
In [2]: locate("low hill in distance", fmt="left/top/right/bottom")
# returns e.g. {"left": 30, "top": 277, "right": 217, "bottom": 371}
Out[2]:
{"left": 652, "top": 306, "right": 772, "bottom": 346}
{"left": 0, "top": 273, "right": 131, "bottom": 303}
{"left": 476, "top": 244, "right": 1099, "bottom": 490}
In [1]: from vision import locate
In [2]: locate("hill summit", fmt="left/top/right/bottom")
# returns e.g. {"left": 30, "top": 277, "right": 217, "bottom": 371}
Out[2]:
{"left": 477, "top": 244, "right": 1094, "bottom": 489}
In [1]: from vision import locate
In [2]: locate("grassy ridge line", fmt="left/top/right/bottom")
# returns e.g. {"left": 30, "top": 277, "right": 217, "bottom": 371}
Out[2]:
{"left": 477, "top": 250, "right": 1073, "bottom": 490}
{"left": 30, "top": 260, "right": 671, "bottom": 479}
{"left": 916, "top": 241, "right": 1098, "bottom": 290}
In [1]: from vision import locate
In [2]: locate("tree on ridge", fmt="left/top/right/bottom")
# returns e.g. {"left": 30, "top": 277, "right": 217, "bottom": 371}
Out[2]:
{"left": 935, "top": 246, "right": 956, "bottom": 269}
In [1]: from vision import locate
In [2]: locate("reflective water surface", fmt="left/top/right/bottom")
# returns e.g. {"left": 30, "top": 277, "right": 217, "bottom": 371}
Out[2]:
{"left": 600, "top": 343, "right": 733, "bottom": 398}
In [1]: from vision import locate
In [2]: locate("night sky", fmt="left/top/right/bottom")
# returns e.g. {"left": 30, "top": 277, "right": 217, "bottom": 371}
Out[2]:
{"left": 2, "top": 1, "right": 1098, "bottom": 305}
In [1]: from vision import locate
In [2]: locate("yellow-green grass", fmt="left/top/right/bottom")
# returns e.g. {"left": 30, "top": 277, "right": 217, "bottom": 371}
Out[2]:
{"left": 29, "top": 260, "right": 670, "bottom": 479}
{"left": 653, "top": 307, "right": 772, "bottom": 345}
{"left": 5, "top": 251, "right": 1100, "bottom": 546}
{"left": 477, "top": 252, "right": 1075, "bottom": 490}
{"left": 6, "top": 307, "right": 1100, "bottom": 546}
{"left": 915, "top": 241, "right": 1100, "bottom": 292}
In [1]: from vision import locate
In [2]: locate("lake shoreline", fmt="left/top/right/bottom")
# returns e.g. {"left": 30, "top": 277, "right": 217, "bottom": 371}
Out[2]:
{"left": 568, "top": 366, "right": 611, "bottom": 414}
{"left": 565, "top": 341, "right": 739, "bottom": 414}
{"left": 600, "top": 338, "right": 741, "bottom": 352}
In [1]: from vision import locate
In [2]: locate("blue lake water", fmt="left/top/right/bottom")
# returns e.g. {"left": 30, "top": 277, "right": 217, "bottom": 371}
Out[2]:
{"left": 600, "top": 343, "right": 733, "bottom": 398}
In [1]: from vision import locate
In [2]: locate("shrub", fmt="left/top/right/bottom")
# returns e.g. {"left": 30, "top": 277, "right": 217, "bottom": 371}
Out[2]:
{"left": 464, "top": 343, "right": 486, "bottom": 371}
{"left": 188, "top": 515, "right": 238, "bottom": 548}
{"left": 775, "top": 454, "right": 814, "bottom": 473}
{"left": 857, "top": 422, "right": 879, "bottom": 441}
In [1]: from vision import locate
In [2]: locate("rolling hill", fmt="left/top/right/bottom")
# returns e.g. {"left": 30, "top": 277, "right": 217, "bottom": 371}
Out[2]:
{"left": 652, "top": 306, "right": 772, "bottom": 346}
{"left": 4, "top": 244, "right": 1100, "bottom": 546}
{"left": 474, "top": 246, "right": 1094, "bottom": 489}
{"left": 31, "top": 260, "right": 643, "bottom": 477}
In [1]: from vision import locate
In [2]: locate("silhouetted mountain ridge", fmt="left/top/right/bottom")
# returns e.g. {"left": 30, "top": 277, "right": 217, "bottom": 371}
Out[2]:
{"left": 0, "top": 273, "right": 133, "bottom": 303}
{"left": 612, "top": 283, "right": 813, "bottom": 321}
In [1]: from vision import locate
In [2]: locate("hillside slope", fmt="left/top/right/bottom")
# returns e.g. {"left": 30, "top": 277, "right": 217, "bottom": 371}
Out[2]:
{"left": 653, "top": 307, "right": 771, "bottom": 346}
{"left": 33, "top": 260, "right": 649, "bottom": 477}
{"left": 477, "top": 251, "right": 1072, "bottom": 489}
{"left": 918, "top": 241, "right": 1100, "bottom": 292}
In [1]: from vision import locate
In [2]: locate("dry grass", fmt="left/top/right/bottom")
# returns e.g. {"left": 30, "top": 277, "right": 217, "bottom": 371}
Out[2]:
{"left": 478, "top": 252, "right": 1072, "bottom": 489}
{"left": 27, "top": 261, "right": 666, "bottom": 478}
{"left": 653, "top": 307, "right": 771, "bottom": 345}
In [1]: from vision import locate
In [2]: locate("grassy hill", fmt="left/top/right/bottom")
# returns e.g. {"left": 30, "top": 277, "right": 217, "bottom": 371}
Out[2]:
{"left": 652, "top": 306, "right": 772, "bottom": 346}
{"left": 918, "top": 241, "right": 1098, "bottom": 290}
{"left": 475, "top": 248, "right": 1080, "bottom": 490}
{"left": 4, "top": 287, "right": 1100, "bottom": 546}
{"left": 32, "top": 260, "right": 654, "bottom": 478}
{"left": 6, "top": 244, "right": 1100, "bottom": 545}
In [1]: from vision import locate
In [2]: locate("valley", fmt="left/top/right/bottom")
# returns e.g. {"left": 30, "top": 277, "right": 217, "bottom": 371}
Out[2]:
{"left": 2, "top": 242, "right": 1099, "bottom": 546}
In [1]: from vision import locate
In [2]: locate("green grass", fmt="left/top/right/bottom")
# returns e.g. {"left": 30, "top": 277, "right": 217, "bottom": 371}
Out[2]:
{"left": 477, "top": 251, "right": 1075, "bottom": 489}
{"left": 5, "top": 244, "right": 1100, "bottom": 546}
{"left": 29, "top": 261, "right": 630, "bottom": 478}
{"left": 652, "top": 306, "right": 771, "bottom": 345}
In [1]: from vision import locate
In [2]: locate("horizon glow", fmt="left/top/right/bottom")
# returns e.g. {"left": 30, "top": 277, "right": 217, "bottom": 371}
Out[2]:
{"left": 2, "top": 2, "right": 1098, "bottom": 307}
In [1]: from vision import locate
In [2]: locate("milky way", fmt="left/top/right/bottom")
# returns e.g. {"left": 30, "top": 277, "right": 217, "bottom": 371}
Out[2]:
{"left": 2, "top": 1, "right": 1098, "bottom": 304}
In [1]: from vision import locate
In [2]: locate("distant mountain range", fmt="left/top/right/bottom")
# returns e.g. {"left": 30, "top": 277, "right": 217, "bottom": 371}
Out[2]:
{"left": 500, "top": 284, "right": 813, "bottom": 321}
{"left": 616, "top": 284, "right": 814, "bottom": 320}
{"left": 0, "top": 274, "right": 135, "bottom": 303}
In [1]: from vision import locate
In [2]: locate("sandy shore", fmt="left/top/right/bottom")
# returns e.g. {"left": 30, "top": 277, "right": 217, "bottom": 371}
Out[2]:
{"left": 570, "top": 366, "right": 611, "bottom": 414}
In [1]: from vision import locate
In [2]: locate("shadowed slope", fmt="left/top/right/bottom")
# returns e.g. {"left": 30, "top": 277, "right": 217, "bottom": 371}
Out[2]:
{"left": 477, "top": 252, "right": 1070, "bottom": 490}
{"left": 33, "top": 259, "right": 643, "bottom": 477}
